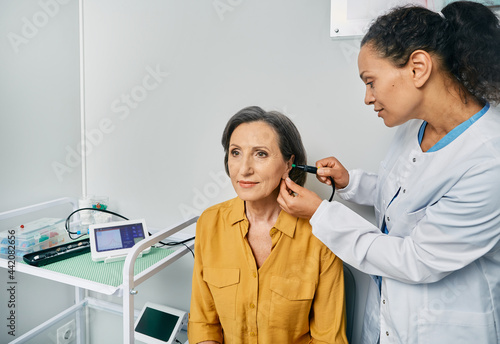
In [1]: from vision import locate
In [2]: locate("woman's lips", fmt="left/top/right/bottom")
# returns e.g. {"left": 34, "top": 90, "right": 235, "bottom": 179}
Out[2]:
{"left": 238, "top": 181, "right": 258, "bottom": 188}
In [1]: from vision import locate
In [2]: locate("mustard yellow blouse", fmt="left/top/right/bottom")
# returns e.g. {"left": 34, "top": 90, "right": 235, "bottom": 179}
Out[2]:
{"left": 188, "top": 197, "right": 347, "bottom": 344}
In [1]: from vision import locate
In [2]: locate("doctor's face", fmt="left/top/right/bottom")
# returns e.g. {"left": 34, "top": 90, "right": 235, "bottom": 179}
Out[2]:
{"left": 358, "top": 44, "right": 420, "bottom": 127}
{"left": 228, "top": 121, "right": 292, "bottom": 203}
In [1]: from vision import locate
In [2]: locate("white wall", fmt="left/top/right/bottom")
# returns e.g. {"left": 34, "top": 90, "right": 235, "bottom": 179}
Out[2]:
{"left": 0, "top": 0, "right": 81, "bottom": 343}
{"left": 82, "top": 1, "right": 393, "bottom": 344}
{"left": 0, "top": 0, "right": 81, "bottom": 211}
{"left": 1, "top": 1, "right": 395, "bottom": 343}
{"left": 82, "top": 0, "right": 393, "bottom": 227}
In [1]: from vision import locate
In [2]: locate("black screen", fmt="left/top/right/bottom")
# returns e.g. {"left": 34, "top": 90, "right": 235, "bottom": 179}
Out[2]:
{"left": 135, "top": 307, "right": 179, "bottom": 342}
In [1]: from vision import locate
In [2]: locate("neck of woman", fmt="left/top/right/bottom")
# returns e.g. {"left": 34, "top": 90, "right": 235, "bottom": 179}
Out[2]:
{"left": 245, "top": 189, "right": 282, "bottom": 226}
{"left": 422, "top": 75, "right": 484, "bottom": 133}
{"left": 418, "top": 78, "right": 484, "bottom": 152}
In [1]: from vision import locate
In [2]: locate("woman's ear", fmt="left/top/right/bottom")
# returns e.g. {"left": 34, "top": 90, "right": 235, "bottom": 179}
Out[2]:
{"left": 408, "top": 50, "right": 433, "bottom": 88}
{"left": 283, "top": 155, "right": 295, "bottom": 179}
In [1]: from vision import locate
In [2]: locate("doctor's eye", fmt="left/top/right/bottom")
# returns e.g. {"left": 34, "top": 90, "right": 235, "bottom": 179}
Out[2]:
{"left": 230, "top": 149, "right": 240, "bottom": 157}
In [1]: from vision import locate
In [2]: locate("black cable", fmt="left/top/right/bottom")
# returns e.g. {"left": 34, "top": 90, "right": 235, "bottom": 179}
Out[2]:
{"left": 157, "top": 236, "right": 195, "bottom": 258}
{"left": 328, "top": 177, "right": 335, "bottom": 202}
{"left": 64, "top": 207, "right": 129, "bottom": 240}
{"left": 292, "top": 164, "right": 336, "bottom": 202}
{"left": 65, "top": 208, "right": 197, "bottom": 258}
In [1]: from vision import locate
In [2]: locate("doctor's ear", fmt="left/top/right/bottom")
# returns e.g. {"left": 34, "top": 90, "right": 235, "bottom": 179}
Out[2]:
{"left": 408, "top": 50, "right": 433, "bottom": 88}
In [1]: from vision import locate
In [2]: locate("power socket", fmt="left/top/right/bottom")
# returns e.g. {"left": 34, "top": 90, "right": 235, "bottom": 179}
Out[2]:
{"left": 57, "top": 319, "right": 76, "bottom": 344}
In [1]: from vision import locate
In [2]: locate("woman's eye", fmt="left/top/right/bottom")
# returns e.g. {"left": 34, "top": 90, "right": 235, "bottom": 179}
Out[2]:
{"left": 366, "top": 81, "right": 374, "bottom": 88}
{"left": 256, "top": 151, "right": 268, "bottom": 158}
{"left": 230, "top": 150, "right": 240, "bottom": 157}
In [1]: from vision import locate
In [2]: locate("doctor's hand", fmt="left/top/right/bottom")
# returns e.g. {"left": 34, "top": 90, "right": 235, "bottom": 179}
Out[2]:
{"left": 278, "top": 177, "right": 323, "bottom": 219}
{"left": 316, "top": 156, "right": 350, "bottom": 189}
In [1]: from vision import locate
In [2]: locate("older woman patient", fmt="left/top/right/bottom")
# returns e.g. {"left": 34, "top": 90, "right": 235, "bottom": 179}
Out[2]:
{"left": 188, "top": 106, "right": 347, "bottom": 344}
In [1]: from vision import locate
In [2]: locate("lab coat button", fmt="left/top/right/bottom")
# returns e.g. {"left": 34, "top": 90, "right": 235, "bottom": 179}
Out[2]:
{"left": 403, "top": 189, "right": 406, "bottom": 193}
{"left": 387, "top": 216, "right": 390, "bottom": 222}
{"left": 383, "top": 300, "right": 386, "bottom": 304}
{"left": 413, "top": 157, "right": 416, "bottom": 162}
{"left": 386, "top": 331, "right": 389, "bottom": 336}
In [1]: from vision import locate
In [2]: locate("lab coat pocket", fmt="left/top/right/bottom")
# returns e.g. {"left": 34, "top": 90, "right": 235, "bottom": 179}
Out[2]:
{"left": 407, "top": 207, "right": 426, "bottom": 223}
{"left": 417, "top": 309, "right": 496, "bottom": 344}
{"left": 203, "top": 267, "right": 240, "bottom": 319}
{"left": 391, "top": 207, "right": 427, "bottom": 236}
{"left": 269, "top": 275, "right": 315, "bottom": 331}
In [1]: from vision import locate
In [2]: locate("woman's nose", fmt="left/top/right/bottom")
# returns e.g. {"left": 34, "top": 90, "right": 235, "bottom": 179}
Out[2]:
{"left": 240, "top": 156, "right": 254, "bottom": 175}
{"left": 364, "top": 88, "right": 375, "bottom": 105}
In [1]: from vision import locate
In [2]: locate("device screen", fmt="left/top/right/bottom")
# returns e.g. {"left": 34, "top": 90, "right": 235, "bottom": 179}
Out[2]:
{"left": 94, "top": 223, "right": 146, "bottom": 252}
{"left": 135, "top": 307, "right": 179, "bottom": 342}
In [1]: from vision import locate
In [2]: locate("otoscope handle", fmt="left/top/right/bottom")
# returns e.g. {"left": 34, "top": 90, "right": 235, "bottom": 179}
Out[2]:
{"left": 291, "top": 164, "right": 335, "bottom": 201}
{"left": 292, "top": 164, "right": 317, "bottom": 174}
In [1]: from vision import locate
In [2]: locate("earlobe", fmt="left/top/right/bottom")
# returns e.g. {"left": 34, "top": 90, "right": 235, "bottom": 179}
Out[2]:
{"left": 409, "top": 50, "right": 432, "bottom": 88}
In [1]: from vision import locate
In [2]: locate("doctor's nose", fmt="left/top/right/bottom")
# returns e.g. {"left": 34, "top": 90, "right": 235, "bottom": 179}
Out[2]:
{"left": 364, "top": 88, "right": 375, "bottom": 106}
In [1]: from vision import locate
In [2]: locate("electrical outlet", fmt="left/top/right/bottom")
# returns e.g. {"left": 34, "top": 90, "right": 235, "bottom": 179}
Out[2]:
{"left": 57, "top": 319, "right": 76, "bottom": 344}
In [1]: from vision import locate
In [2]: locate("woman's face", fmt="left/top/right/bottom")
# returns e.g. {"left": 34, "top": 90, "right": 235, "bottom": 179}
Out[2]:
{"left": 228, "top": 121, "right": 292, "bottom": 203}
{"left": 358, "top": 44, "right": 420, "bottom": 127}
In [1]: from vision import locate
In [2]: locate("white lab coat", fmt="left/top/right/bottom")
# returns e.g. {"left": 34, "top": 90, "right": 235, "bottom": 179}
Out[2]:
{"left": 310, "top": 106, "right": 500, "bottom": 344}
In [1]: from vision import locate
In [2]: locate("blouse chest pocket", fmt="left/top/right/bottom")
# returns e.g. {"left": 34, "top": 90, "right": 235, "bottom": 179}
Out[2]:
{"left": 203, "top": 267, "right": 240, "bottom": 319}
{"left": 269, "top": 275, "right": 315, "bottom": 331}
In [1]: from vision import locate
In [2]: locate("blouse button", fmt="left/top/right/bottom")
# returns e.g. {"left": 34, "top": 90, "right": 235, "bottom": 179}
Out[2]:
{"left": 253, "top": 271, "right": 257, "bottom": 278}
{"left": 250, "top": 303, "right": 255, "bottom": 309}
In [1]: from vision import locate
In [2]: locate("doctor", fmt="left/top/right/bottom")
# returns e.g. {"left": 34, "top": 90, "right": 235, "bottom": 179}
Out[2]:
{"left": 278, "top": 2, "right": 500, "bottom": 344}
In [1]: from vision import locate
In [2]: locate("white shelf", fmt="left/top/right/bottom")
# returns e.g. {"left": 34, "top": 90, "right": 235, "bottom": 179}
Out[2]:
{"left": 0, "top": 197, "right": 197, "bottom": 344}
{"left": 0, "top": 258, "right": 120, "bottom": 295}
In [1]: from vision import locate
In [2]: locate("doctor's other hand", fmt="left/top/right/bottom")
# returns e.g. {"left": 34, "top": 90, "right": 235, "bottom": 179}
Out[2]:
{"left": 316, "top": 156, "right": 349, "bottom": 189}
{"left": 278, "top": 177, "right": 323, "bottom": 219}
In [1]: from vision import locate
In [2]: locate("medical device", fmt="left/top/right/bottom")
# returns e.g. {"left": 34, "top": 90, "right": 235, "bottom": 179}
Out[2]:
{"left": 23, "top": 238, "right": 90, "bottom": 266}
{"left": 134, "top": 302, "right": 188, "bottom": 344}
{"left": 292, "top": 164, "right": 318, "bottom": 174}
{"left": 89, "top": 219, "right": 151, "bottom": 263}
{"left": 292, "top": 164, "right": 335, "bottom": 201}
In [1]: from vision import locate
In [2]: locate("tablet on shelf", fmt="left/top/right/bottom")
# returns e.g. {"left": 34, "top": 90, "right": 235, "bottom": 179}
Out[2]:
{"left": 89, "top": 219, "right": 151, "bottom": 263}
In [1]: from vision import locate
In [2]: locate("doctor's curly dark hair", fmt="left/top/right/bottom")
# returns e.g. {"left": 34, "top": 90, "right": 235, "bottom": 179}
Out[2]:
{"left": 361, "top": 1, "right": 500, "bottom": 105}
